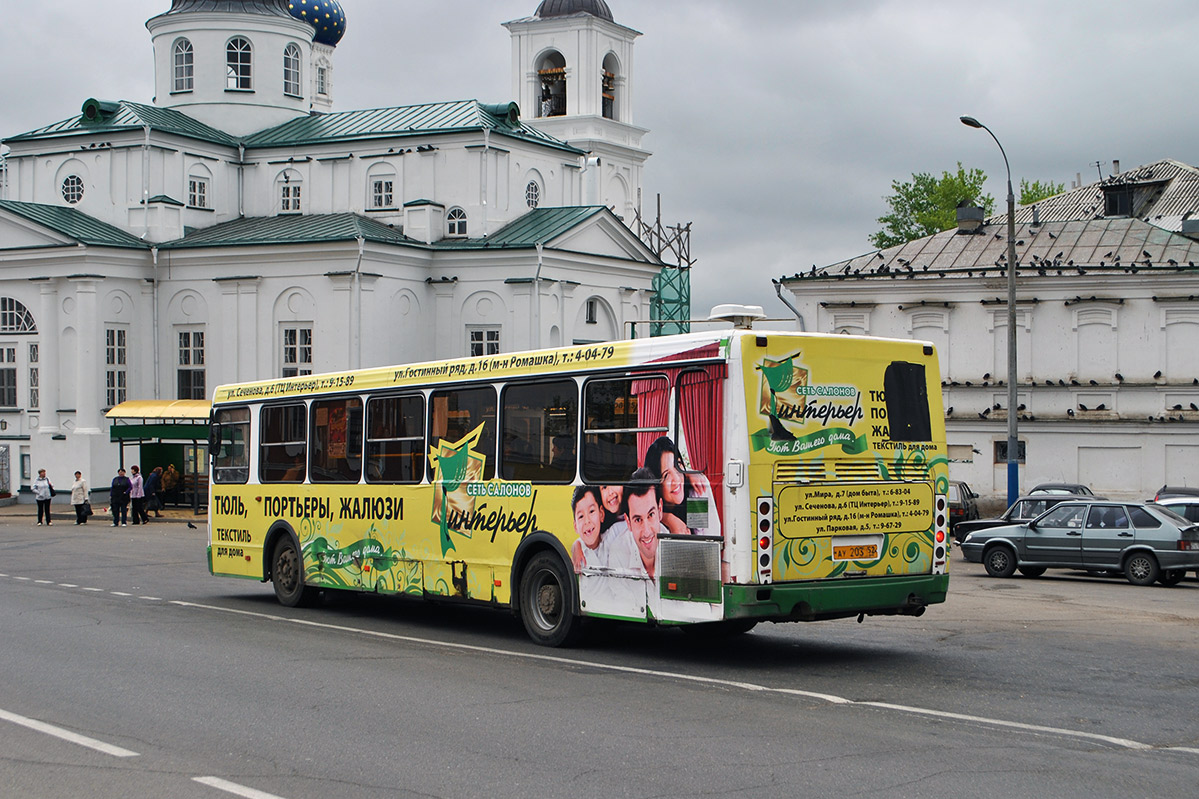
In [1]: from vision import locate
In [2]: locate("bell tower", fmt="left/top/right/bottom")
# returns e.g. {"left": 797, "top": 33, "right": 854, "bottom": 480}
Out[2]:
{"left": 504, "top": 0, "right": 650, "bottom": 221}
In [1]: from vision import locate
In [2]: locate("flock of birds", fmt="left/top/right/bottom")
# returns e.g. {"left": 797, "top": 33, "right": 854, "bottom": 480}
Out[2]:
{"left": 942, "top": 372, "right": 1198, "bottom": 423}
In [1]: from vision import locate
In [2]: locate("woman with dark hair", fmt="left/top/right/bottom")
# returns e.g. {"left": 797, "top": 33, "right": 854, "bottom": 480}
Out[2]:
{"left": 643, "top": 435, "right": 720, "bottom": 538}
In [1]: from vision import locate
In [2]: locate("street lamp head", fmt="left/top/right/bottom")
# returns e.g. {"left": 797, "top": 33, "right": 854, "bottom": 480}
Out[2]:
{"left": 960, "top": 115, "right": 983, "bottom": 129}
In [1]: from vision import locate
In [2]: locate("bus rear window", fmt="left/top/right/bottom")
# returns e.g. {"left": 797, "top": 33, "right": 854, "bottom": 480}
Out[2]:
{"left": 260, "top": 403, "right": 307, "bottom": 483}
{"left": 366, "top": 395, "right": 424, "bottom": 483}
{"left": 310, "top": 398, "right": 363, "bottom": 483}
{"left": 582, "top": 375, "right": 668, "bottom": 483}
{"left": 883, "top": 361, "right": 932, "bottom": 442}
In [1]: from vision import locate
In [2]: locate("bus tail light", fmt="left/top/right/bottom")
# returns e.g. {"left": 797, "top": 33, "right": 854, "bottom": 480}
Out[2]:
{"left": 756, "top": 496, "right": 774, "bottom": 584}
{"left": 932, "top": 493, "right": 948, "bottom": 574}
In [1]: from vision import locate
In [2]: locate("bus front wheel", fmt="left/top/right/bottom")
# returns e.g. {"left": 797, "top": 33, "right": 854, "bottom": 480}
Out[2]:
{"left": 518, "top": 552, "right": 582, "bottom": 647}
{"left": 272, "top": 537, "right": 316, "bottom": 607}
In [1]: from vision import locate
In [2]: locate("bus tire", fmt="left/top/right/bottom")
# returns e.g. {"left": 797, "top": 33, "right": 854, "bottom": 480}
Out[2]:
{"left": 518, "top": 551, "right": 582, "bottom": 647}
{"left": 272, "top": 536, "right": 316, "bottom": 607}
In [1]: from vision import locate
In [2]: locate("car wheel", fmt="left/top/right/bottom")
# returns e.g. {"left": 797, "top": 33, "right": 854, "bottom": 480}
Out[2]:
{"left": 272, "top": 536, "right": 317, "bottom": 607}
{"left": 983, "top": 545, "right": 1017, "bottom": 578}
{"left": 1017, "top": 566, "right": 1046, "bottom": 578}
{"left": 1158, "top": 569, "right": 1185, "bottom": 587}
{"left": 518, "top": 551, "right": 582, "bottom": 647}
{"left": 1123, "top": 552, "right": 1160, "bottom": 586}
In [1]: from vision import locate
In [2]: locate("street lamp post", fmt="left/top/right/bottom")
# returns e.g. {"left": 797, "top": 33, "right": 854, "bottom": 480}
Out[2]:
{"left": 960, "top": 115, "right": 1019, "bottom": 507}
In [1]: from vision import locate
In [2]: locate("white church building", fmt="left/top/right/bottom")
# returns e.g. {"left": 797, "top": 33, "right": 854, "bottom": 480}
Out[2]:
{"left": 0, "top": 0, "right": 676, "bottom": 496}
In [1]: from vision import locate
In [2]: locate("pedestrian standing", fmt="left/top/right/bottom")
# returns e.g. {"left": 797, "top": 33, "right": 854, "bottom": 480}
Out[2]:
{"left": 129, "top": 465, "right": 145, "bottom": 525}
{"left": 144, "top": 466, "right": 163, "bottom": 518}
{"left": 33, "top": 468, "right": 53, "bottom": 526}
{"left": 110, "top": 468, "right": 132, "bottom": 527}
{"left": 71, "top": 471, "right": 89, "bottom": 525}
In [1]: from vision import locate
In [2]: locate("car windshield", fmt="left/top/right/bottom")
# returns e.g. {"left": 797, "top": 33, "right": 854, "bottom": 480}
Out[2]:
{"left": 1014, "top": 498, "right": 1056, "bottom": 518}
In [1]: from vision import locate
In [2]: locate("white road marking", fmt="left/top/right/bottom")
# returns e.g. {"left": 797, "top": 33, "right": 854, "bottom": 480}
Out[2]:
{"left": 193, "top": 776, "right": 288, "bottom": 799}
{"left": 34, "top": 580, "right": 53, "bottom": 584}
{"left": 0, "top": 707, "right": 139, "bottom": 758}
{"left": 139, "top": 596, "right": 162, "bottom": 601}
{"left": 12, "top": 576, "right": 30, "bottom": 581}
{"left": 168, "top": 599, "right": 1190, "bottom": 754}
{"left": 110, "top": 591, "right": 132, "bottom": 596}
{"left": 80, "top": 587, "right": 103, "bottom": 592}
{"left": 58, "top": 583, "right": 78, "bottom": 588}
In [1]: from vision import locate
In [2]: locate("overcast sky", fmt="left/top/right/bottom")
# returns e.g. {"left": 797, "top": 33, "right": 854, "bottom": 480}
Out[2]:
{"left": 5, "top": 1, "right": 1199, "bottom": 319}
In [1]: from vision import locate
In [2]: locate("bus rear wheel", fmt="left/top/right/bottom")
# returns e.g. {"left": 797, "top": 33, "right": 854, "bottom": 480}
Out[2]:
{"left": 518, "top": 552, "right": 581, "bottom": 647}
{"left": 272, "top": 537, "right": 316, "bottom": 607}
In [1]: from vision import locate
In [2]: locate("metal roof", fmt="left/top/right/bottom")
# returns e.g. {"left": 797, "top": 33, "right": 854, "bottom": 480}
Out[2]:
{"left": 0, "top": 201, "right": 151, "bottom": 249}
{"left": 5, "top": 100, "right": 240, "bottom": 147}
{"left": 434, "top": 206, "right": 608, "bottom": 249}
{"left": 159, "top": 213, "right": 411, "bottom": 249}
{"left": 785, "top": 216, "right": 1199, "bottom": 285}
{"left": 243, "top": 100, "right": 580, "bottom": 152}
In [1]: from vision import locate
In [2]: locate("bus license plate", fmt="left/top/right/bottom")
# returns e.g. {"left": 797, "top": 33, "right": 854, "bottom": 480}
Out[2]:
{"left": 833, "top": 543, "right": 878, "bottom": 561}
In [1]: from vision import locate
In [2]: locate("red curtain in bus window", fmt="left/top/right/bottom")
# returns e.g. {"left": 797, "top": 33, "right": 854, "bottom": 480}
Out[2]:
{"left": 678, "top": 366, "right": 726, "bottom": 521}
{"left": 631, "top": 375, "right": 670, "bottom": 462}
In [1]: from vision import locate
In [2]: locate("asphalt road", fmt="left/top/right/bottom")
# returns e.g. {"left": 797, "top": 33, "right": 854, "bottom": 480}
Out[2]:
{"left": 1, "top": 520, "right": 1197, "bottom": 799}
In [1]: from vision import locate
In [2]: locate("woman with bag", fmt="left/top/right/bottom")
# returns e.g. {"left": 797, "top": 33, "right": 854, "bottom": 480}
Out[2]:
{"left": 71, "top": 471, "right": 90, "bottom": 525}
{"left": 33, "top": 468, "right": 53, "bottom": 526}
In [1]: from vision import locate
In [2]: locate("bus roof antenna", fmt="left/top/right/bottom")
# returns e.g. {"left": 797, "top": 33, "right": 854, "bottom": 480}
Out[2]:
{"left": 709, "top": 304, "right": 766, "bottom": 329}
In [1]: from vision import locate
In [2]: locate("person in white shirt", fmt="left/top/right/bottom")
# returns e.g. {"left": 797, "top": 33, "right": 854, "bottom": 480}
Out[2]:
{"left": 32, "top": 468, "right": 53, "bottom": 526}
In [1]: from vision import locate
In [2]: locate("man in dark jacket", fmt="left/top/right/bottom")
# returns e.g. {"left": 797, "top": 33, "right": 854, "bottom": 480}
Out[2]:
{"left": 144, "top": 466, "right": 163, "bottom": 518}
{"left": 110, "top": 468, "right": 132, "bottom": 527}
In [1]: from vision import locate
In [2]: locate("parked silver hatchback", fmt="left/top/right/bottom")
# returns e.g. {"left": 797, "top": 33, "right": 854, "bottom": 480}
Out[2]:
{"left": 960, "top": 500, "right": 1199, "bottom": 586}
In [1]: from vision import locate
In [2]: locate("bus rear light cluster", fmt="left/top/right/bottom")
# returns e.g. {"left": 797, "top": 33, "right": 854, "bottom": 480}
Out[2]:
{"left": 933, "top": 493, "right": 948, "bottom": 574}
{"left": 756, "top": 496, "right": 774, "bottom": 584}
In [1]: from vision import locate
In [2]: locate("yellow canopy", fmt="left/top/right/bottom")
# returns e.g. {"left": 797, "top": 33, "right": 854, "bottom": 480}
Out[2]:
{"left": 105, "top": 399, "right": 211, "bottom": 420}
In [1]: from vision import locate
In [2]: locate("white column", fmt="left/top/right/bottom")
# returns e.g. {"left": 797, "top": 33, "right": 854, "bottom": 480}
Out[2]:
{"left": 36, "top": 279, "right": 59, "bottom": 432}
{"left": 70, "top": 277, "right": 102, "bottom": 434}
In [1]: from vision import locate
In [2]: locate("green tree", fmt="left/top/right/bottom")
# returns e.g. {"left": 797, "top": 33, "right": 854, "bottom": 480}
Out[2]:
{"left": 1019, "top": 178, "right": 1065, "bottom": 205}
{"left": 869, "top": 163, "right": 994, "bottom": 249}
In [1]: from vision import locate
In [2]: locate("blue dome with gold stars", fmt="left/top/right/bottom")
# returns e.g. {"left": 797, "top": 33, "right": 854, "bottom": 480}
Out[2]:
{"left": 288, "top": 0, "right": 346, "bottom": 46}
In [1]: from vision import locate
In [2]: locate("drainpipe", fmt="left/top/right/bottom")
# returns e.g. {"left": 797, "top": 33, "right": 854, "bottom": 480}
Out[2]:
{"left": 237, "top": 143, "right": 245, "bottom": 217}
{"left": 772, "top": 279, "right": 807, "bottom": 331}
{"left": 142, "top": 125, "right": 151, "bottom": 239}
{"left": 151, "top": 247, "right": 160, "bottom": 399}
{"left": 353, "top": 236, "right": 364, "bottom": 369}
{"left": 534, "top": 242, "right": 544, "bottom": 349}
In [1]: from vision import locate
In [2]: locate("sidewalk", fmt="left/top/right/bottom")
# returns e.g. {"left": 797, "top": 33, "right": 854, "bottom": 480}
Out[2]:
{"left": 0, "top": 500, "right": 206, "bottom": 525}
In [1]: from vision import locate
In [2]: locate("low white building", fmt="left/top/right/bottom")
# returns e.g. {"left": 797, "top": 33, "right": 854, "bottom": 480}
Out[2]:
{"left": 779, "top": 160, "right": 1199, "bottom": 502}
{"left": 0, "top": 0, "right": 679, "bottom": 496}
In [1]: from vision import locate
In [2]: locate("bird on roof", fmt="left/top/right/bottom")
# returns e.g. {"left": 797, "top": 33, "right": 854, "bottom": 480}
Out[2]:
{"left": 1079, "top": 403, "right": 1089, "bottom": 411}
{"left": 1155, "top": 370, "right": 1163, "bottom": 379}
{"left": 946, "top": 407, "right": 953, "bottom": 415}
{"left": 1071, "top": 378, "right": 1080, "bottom": 386}
{"left": 1143, "top": 250, "right": 1151, "bottom": 258}
{"left": 1067, "top": 408, "right": 1075, "bottom": 417}
{"left": 1048, "top": 232, "right": 1057, "bottom": 239}
{"left": 1115, "top": 373, "right": 1124, "bottom": 382}
{"left": 1096, "top": 403, "right": 1107, "bottom": 410}
{"left": 1089, "top": 379, "right": 1098, "bottom": 386}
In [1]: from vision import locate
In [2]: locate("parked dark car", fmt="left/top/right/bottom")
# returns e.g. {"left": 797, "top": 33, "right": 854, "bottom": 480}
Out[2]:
{"left": 1029, "top": 482, "right": 1095, "bottom": 496}
{"left": 1154, "top": 485, "right": 1199, "bottom": 502}
{"left": 960, "top": 499, "right": 1199, "bottom": 586}
{"left": 947, "top": 480, "right": 980, "bottom": 530}
{"left": 1153, "top": 497, "right": 1199, "bottom": 524}
{"left": 952, "top": 495, "right": 1072, "bottom": 544}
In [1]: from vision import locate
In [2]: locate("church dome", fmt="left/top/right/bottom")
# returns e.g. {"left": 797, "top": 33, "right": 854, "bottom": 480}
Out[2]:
{"left": 288, "top": 0, "right": 346, "bottom": 46}
{"left": 165, "top": 0, "right": 294, "bottom": 17}
{"left": 534, "top": 0, "right": 614, "bottom": 22}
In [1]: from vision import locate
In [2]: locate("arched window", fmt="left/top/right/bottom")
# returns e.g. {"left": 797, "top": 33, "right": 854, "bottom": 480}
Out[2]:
{"left": 187, "top": 164, "right": 212, "bottom": 209}
{"left": 61, "top": 175, "right": 84, "bottom": 204}
{"left": 536, "top": 50, "right": 567, "bottom": 117}
{"left": 447, "top": 208, "right": 467, "bottom": 236}
{"left": 276, "top": 169, "right": 302, "bottom": 213}
{"left": 226, "top": 37, "right": 252, "bottom": 90}
{"left": 601, "top": 53, "right": 619, "bottom": 120}
{"left": 0, "top": 298, "right": 36, "bottom": 333}
{"left": 525, "top": 181, "right": 541, "bottom": 209}
{"left": 173, "top": 39, "right": 194, "bottom": 92}
{"left": 283, "top": 43, "right": 302, "bottom": 97}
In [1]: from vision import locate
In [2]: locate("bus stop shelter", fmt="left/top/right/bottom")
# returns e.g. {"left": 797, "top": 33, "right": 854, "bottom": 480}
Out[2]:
{"left": 105, "top": 400, "right": 211, "bottom": 515}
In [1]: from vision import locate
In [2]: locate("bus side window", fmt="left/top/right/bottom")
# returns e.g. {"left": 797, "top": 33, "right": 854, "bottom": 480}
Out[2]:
{"left": 365, "top": 394, "right": 425, "bottom": 483}
{"left": 582, "top": 375, "right": 668, "bottom": 483}
{"left": 212, "top": 406, "right": 250, "bottom": 484}
{"left": 260, "top": 403, "right": 307, "bottom": 483}
{"left": 883, "top": 361, "right": 932, "bottom": 442}
{"left": 501, "top": 379, "right": 578, "bottom": 483}
{"left": 310, "top": 397, "right": 363, "bottom": 483}
{"left": 428, "top": 387, "right": 497, "bottom": 481}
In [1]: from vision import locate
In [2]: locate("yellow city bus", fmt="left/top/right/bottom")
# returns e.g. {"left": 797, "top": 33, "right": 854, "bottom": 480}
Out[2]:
{"left": 207, "top": 327, "right": 949, "bottom": 645}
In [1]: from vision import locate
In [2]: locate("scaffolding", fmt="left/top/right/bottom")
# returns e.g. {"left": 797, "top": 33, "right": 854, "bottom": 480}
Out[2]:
{"left": 633, "top": 194, "right": 692, "bottom": 336}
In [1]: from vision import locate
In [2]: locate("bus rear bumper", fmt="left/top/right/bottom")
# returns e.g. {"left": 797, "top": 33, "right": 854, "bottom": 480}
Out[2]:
{"left": 724, "top": 574, "right": 949, "bottom": 623}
